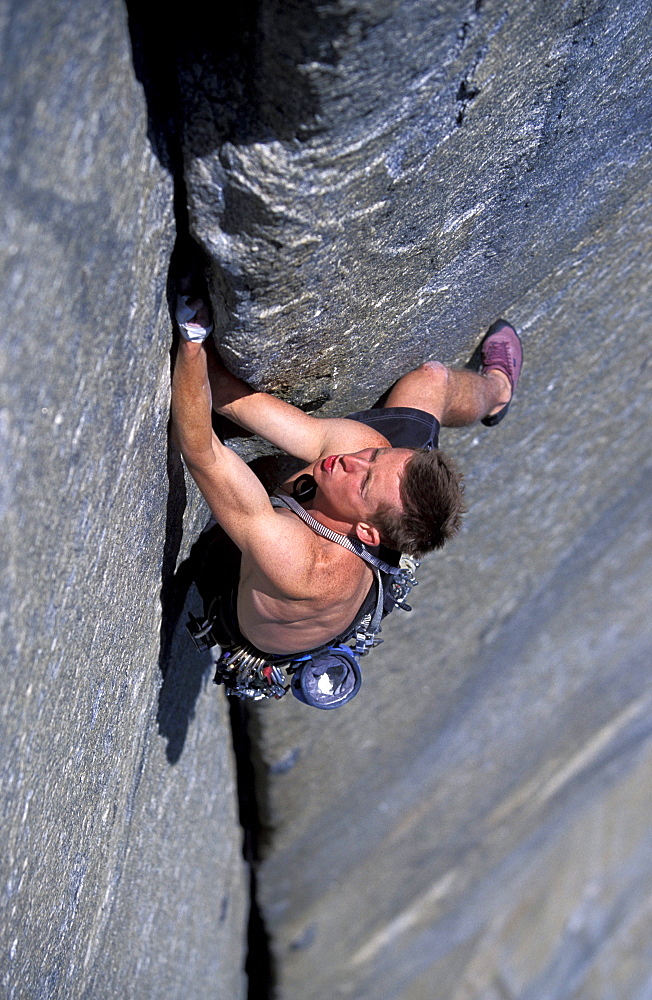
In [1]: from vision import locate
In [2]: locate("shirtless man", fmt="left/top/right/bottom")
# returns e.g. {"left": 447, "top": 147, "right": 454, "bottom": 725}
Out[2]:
{"left": 171, "top": 297, "right": 522, "bottom": 658}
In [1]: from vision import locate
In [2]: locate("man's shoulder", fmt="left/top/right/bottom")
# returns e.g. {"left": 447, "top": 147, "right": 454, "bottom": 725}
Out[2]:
{"left": 244, "top": 506, "right": 368, "bottom": 600}
{"left": 277, "top": 504, "right": 367, "bottom": 573}
{"left": 306, "top": 418, "right": 391, "bottom": 462}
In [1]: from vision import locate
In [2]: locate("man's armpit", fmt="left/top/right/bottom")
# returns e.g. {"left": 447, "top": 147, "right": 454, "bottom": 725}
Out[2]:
{"left": 312, "top": 417, "right": 391, "bottom": 459}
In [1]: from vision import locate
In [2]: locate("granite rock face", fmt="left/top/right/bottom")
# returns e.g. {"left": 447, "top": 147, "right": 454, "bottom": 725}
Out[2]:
{"left": 175, "top": 1, "right": 652, "bottom": 997}
{"left": 182, "top": 0, "right": 651, "bottom": 413}
{"left": 3, "top": 1, "right": 652, "bottom": 998}
{"left": 0, "top": 1, "right": 247, "bottom": 997}
{"left": 251, "top": 193, "right": 652, "bottom": 999}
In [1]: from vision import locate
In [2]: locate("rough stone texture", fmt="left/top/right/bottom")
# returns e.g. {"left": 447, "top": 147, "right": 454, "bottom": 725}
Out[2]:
{"left": 176, "top": 1, "right": 652, "bottom": 997}
{"left": 3, "top": 0, "right": 652, "bottom": 997}
{"left": 0, "top": 1, "right": 247, "bottom": 997}
{"left": 251, "top": 191, "right": 652, "bottom": 998}
{"left": 183, "top": 0, "right": 651, "bottom": 414}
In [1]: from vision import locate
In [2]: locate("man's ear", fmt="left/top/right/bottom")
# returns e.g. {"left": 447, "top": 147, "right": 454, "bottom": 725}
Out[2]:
{"left": 355, "top": 521, "right": 381, "bottom": 547}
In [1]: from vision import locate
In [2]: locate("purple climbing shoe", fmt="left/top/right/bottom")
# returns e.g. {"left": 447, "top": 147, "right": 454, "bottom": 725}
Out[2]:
{"left": 479, "top": 319, "right": 523, "bottom": 427}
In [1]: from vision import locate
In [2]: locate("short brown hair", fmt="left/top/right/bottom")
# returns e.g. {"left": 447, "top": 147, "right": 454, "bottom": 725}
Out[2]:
{"left": 373, "top": 448, "right": 466, "bottom": 556}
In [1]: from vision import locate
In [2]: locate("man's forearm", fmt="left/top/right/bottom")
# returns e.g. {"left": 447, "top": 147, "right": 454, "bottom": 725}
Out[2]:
{"left": 204, "top": 340, "right": 328, "bottom": 460}
{"left": 171, "top": 340, "right": 215, "bottom": 463}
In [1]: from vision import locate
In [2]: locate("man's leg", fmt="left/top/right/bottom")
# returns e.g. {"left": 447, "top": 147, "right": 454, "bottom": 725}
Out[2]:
{"left": 385, "top": 362, "right": 510, "bottom": 427}
{"left": 384, "top": 320, "right": 522, "bottom": 428}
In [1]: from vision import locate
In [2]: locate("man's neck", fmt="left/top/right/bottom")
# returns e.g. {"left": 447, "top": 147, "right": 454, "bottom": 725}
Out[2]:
{"left": 302, "top": 502, "right": 360, "bottom": 542}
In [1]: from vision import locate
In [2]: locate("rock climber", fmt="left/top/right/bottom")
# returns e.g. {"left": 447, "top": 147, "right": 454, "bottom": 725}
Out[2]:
{"left": 170, "top": 288, "right": 523, "bottom": 665}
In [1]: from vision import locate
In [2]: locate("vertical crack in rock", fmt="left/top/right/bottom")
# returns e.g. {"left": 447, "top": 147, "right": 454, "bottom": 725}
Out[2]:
{"left": 124, "top": 6, "right": 277, "bottom": 991}
{"left": 229, "top": 701, "right": 275, "bottom": 1000}
{"left": 455, "top": 77, "right": 481, "bottom": 125}
{"left": 125, "top": 0, "right": 211, "bottom": 768}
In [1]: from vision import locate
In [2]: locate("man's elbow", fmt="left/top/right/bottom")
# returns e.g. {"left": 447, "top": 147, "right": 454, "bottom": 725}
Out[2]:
{"left": 180, "top": 443, "right": 217, "bottom": 473}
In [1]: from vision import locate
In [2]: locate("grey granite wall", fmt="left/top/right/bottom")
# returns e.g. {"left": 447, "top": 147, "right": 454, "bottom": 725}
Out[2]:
{"left": 182, "top": 0, "right": 651, "bottom": 413}
{"left": 3, "top": 0, "right": 652, "bottom": 998}
{"left": 251, "top": 190, "right": 652, "bottom": 999}
{"left": 175, "top": 0, "right": 652, "bottom": 997}
{"left": 0, "top": 1, "right": 247, "bottom": 997}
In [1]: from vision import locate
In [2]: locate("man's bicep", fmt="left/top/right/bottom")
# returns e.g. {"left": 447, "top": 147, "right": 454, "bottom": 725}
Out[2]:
{"left": 187, "top": 446, "right": 309, "bottom": 592}
{"left": 215, "top": 392, "right": 388, "bottom": 462}
{"left": 185, "top": 436, "right": 276, "bottom": 538}
{"left": 185, "top": 436, "right": 308, "bottom": 570}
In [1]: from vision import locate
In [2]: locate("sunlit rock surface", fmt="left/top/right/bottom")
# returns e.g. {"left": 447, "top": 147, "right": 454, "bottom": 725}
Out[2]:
{"left": 178, "top": 1, "right": 652, "bottom": 997}
{"left": 3, "top": 0, "right": 652, "bottom": 997}
{"left": 250, "top": 197, "right": 652, "bottom": 998}
{"left": 0, "top": 1, "right": 247, "bottom": 997}
{"left": 183, "top": 0, "right": 651, "bottom": 414}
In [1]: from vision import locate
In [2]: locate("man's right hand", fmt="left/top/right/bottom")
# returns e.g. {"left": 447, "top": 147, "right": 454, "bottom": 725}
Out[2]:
{"left": 175, "top": 295, "right": 214, "bottom": 342}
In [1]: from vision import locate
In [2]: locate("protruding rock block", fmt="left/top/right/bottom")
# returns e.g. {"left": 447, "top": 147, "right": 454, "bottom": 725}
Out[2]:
{"left": 181, "top": 0, "right": 652, "bottom": 414}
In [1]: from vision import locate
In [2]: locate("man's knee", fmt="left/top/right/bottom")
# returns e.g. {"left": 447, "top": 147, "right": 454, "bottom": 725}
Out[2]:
{"left": 385, "top": 360, "right": 450, "bottom": 414}
{"left": 417, "top": 361, "right": 450, "bottom": 390}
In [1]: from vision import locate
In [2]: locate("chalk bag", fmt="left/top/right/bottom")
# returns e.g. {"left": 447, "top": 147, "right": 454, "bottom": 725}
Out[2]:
{"left": 290, "top": 645, "right": 362, "bottom": 709}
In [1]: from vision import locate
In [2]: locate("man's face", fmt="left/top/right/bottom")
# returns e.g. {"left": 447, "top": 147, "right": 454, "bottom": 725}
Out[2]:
{"left": 312, "top": 447, "right": 412, "bottom": 529}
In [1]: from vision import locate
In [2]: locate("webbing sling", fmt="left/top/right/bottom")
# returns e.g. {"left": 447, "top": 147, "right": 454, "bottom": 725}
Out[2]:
{"left": 271, "top": 490, "right": 401, "bottom": 574}
{"left": 271, "top": 489, "right": 401, "bottom": 639}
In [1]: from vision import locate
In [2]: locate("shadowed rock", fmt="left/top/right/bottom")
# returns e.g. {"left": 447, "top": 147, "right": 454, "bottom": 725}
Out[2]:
{"left": 1, "top": 0, "right": 247, "bottom": 996}
{"left": 3, "top": 0, "right": 652, "bottom": 998}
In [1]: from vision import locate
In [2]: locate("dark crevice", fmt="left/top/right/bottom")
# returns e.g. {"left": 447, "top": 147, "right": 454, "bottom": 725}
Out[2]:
{"left": 124, "top": 3, "right": 277, "bottom": 993}
{"left": 124, "top": 0, "right": 188, "bottom": 226}
{"left": 154, "top": 238, "right": 216, "bottom": 765}
{"left": 229, "top": 700, "right": 276, "bottom": 1000}
{"left": 455, "top": 76, "right": 481, "bottom": 124}
{"left": 124, "top": 0, "right": 345, "bottom": 162}
{"left": 455, "top": 44, "right": 485, "bottom": 126}
{"left": 126, "top": 0, "right": 196, "bottom": 766}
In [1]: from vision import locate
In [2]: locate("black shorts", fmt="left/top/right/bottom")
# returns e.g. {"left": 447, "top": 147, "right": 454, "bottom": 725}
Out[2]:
{"left": 346, "top": 406, "right": 440, "bottom": 451}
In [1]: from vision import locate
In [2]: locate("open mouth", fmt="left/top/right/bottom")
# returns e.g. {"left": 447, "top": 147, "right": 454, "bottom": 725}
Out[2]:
{"left": 322, "top": 455, "right": 338, "bottom": 474}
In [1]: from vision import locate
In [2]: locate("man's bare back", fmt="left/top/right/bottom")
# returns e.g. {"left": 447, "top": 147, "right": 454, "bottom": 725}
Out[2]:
{"left": 238, "top": 435, "right": 416, "bottom": 652}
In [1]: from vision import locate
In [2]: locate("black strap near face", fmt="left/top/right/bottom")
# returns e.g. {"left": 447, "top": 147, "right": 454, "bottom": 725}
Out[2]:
{"left": 291, "top": 474, "right": 317, "bottom": 502}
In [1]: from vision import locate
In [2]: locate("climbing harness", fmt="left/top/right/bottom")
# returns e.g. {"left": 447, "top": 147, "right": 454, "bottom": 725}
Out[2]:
{"left": 186, "top": 484, "right": 419, "bottom": 709}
